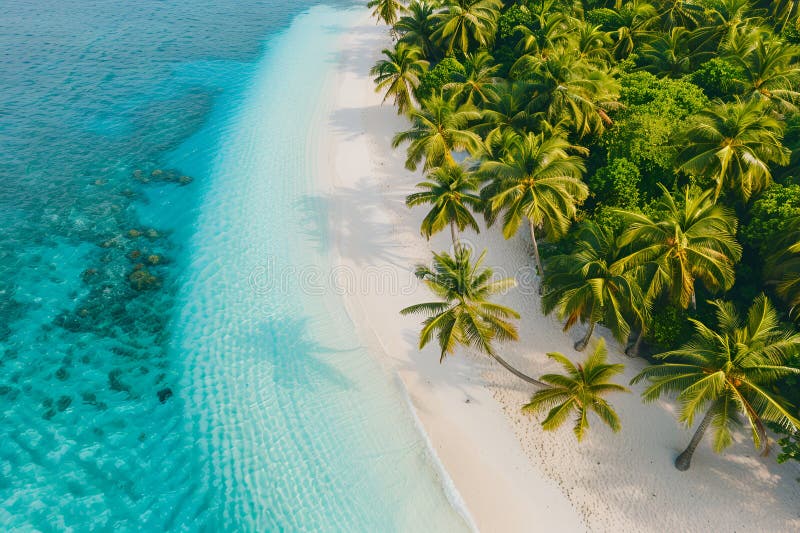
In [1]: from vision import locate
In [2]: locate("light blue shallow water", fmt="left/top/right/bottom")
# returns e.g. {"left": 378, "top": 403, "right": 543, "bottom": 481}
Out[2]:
{"left": 0, "top": 2, "right": 467, "bottom": 530}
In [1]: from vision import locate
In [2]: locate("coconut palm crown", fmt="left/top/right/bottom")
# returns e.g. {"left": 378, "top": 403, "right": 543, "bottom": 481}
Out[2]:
{"left": 543, "top": 220, "right": 646, "bottom": 351}
{"left": 405, "top": 162, "right": 482, "bottom": 248}
{"left": 524, "top": 339, "right": 629, "bottom": 441}
{"left": 371, "top": 43, "right": 429, "bottom": 115}
{"left": 481, "top": 131, "right": 588, "bottom": 276}
{"left": 632, "top": 295, "right": 800, "bottom": 470}
{"left": 400, "top": 248, "right": 545, "bottom": 386}
{"left": 615, "top": 185, "right": 742, "bottom": 309}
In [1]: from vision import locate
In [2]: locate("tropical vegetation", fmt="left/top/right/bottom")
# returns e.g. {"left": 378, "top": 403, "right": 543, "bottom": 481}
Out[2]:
{"left": 370, "top": 0, "right": 800, "bottom": 470}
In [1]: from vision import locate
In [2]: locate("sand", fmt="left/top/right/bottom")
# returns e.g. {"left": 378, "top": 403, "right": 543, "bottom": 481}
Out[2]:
{"left": 317, "top": 11, "right": 800, "bottom": 532}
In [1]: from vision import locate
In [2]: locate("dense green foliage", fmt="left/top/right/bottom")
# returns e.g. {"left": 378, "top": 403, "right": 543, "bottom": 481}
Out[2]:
{"left": 376, "top": 0, "right": 800, "bottom": 468}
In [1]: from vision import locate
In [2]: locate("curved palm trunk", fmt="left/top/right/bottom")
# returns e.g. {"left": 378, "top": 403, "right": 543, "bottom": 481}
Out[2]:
{"left": 675, "top": 408, "right": 715, "bottom": 471}
{"left": 625, "top": 329, "right": 644, "bottom": 357}
{"left": 490, "top": 352, "right": 547, "bottom": 388}
{"left": 450, "top": 219, "right": 460, "bottom": 253}
{"left": 574, "top": 321, "right": 595, "bottom": 352}
{"left": 528, "top": 219, "right": 544, "bottom": 294}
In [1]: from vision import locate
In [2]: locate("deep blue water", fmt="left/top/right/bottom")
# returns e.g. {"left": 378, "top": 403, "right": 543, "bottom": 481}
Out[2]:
{"left": 0, "top": 2, "right": 467, "bottom": 530}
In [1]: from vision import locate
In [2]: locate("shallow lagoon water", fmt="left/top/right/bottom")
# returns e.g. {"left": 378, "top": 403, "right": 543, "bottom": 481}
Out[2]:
{"left": 0, "top": 2, "right": 467, "bottom": 530}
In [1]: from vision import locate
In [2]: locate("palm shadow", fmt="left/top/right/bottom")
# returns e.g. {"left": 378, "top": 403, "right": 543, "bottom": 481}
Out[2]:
{"left": 258, "top": 315, "right": 354, "bottom": 391}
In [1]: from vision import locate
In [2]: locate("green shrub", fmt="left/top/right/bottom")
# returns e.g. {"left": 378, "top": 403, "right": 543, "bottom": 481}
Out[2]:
{"left": 647, "top": 305, "right": 692, "bottom": 349}
{"left": 687, "top": 57, "right": 745, "bottom": 100}
{"left": 742, "top": 184, "right": 800, "bottom": 254}
{"left": 588, "top": 157, "right": 641, "bottom": 209}
{"left": 415, "top": 57, "right": 465, "bottom": 101}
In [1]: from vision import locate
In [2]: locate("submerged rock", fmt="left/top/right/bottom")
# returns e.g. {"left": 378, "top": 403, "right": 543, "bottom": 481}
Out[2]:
{"left": 81, "top": 268, "right": 98, "bottom": 283}
{"left": 146, "top": 254, "right": 161, "bottom": 265}
{"left": 128, "top": 229, "right": 141, "bottom": 238}
{"left": 178, "top": 175, "right": 193, "bottom": 185}
{"left": 56, "top": 395, "right": 72, "bottom": 411}
{"left": 108, "top": 369, "right": 130, "bottom": 393}
{"left": 157, "top": 387, "right": 173, "bottom": 403}
{"left": 128, "top": 269, "right": 158, "bottom": 290}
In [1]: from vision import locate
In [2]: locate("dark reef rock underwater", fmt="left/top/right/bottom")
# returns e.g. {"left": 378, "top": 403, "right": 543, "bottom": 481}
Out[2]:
{"left": 157, "top": 387, "right": 173, "bottom": 403}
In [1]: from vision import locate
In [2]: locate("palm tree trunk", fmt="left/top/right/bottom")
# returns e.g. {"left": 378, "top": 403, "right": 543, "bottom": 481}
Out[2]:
{"left": 450, "top": 219, "right": 460, "bottom": 253}
{"left": 675, "top": 408, "right": 715, "bottom": 471}
{"left": 574, "top": 321, "right": 595, "bottom": 351}
{"left": 691, "top": 290, "right": 697, "bottom": 310}
{"left": 625, "top": 329, "right": 644, "bottom": 357}
{"left": 490, "top": 352, "right": 547, "bottom": 388}
{"left": 528, "top": 219, "right": 544, "bottom": 295}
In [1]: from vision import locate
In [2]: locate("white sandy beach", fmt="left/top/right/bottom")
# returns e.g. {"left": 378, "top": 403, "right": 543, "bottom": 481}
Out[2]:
{"left": 318, "top": 11, "right": 800, "bottom": 532}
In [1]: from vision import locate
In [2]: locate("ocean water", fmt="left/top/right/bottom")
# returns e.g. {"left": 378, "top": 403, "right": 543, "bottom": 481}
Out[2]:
{"left": 0, "top": 2, "right": 468, "bottom": 531}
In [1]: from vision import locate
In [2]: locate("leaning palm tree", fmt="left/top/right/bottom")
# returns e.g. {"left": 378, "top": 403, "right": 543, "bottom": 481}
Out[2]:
{"left": 367, "top": 0, "right": 406, "bottom": 26}
{"left": 676, "top": 98, "right": 790, "bottom": 201}
{"left": 481, "top": 131, "right": 588, "bottom": 276}
{"left": 405, "top": 162, "right": 482, "bottom": 249}
{"left": 392, "top": 95, "right": 482, "bottom": 171}
{"left": 370, "top": 43, "right": 429, "bottom": 114}
{"left": 401, "top": 248, "right": 545, "bottom": 386}
{"left": 542, "top": 221, "right": 646, "bottom": 351}
{"left": 616, "top": 185, "right": 742, "bottom": 309}
{"left": 431, "top": 0, "right": 502, "bottom": 56}
{"left": 524, "top": 339, "right": 629, "bottom": 441}
{"left": 632, "top": 295, "right": 800, "bottom": 470}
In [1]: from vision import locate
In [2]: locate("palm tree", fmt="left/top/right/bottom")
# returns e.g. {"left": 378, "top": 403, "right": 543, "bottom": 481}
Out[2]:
{"left": 676, "top": 98, "right": 790, "bottom": 201}
{"left": 632, "top": 295, "right": 800, "bottom": 471}
{"left": 592, "top": 0, "right": 659, "bottom": 59}
{"left": 542, "top": 221, "right": 646, "bottom": 351}
{"left": 571, "top": 20, "right": 614, "bottom": 65}
{"left": 431, "top": 0, "right": 502, "bottom": 55}
{"left": 658, "top": 0, "right": 705, "bottom": 31}
{"left": 396, "top": 0, "right": 439, "bottom": 60}
{"left": 771, "top": 0, "right": 800, "bottom": 30}
{"left": 523, "top": 339, "right": 628, "bottom": 441}
{"left": 405, "top": 162, "right": 482, "bottom": 249}
{"left": 765, "top": 216, "right": 800, "bottom": 320}
{"left": 367, "top": 0, "right": 405, "bottom": 26}
{"left": 400, "top": 248, "right": 545, "bottom": 386}
{"left": 512, "top": 11, "right": 572, "bottom": 57}
{"left": 728, "top": 36, "right": 800, "bottom": 113}
{"left": 640, "top": 27, "right": 701, "bottom": 78}
{"left": 370, "top": 43, "right": 429, "bottom": 114}
{"left": 616, "top": 186, "right": 742, "bottom": 310}
{"left": 699, "top": 0, "right": 758, "bottom": 51}
{"left": 443, "top": 51, "right": 500, "bottom": 106}
{"left": 481, "top": 131, "right": 588, "bottom": 276}
{"left": 511, "top": 51, "right": 621, "bottom": 137}
{"left": 392, "top": 95, "right": 482, "bottom": 171}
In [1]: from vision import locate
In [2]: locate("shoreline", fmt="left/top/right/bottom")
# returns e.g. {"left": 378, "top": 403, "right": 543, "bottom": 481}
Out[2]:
{"left": 318, "top": 10, "right": 800, "bottom": 533}
{"left": 319, "top": 11, "right": 585, "bottom": 532}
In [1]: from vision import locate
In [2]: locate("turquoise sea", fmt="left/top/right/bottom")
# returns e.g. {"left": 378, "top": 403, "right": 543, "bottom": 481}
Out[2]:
{"left": 0, "top": 2, "right": 468, "bottom": 530}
